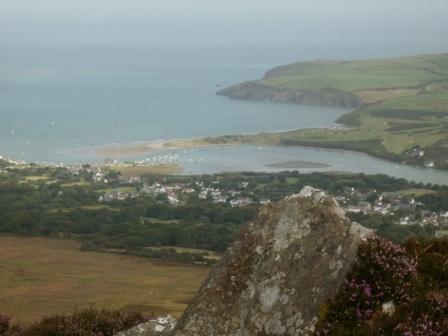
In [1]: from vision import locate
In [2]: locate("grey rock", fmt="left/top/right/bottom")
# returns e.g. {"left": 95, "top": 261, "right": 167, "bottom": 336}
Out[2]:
{"left": 115, "top": 316, "right": 176, "bottom": 336}
{"left": 169, "top": 187, "right": 372, "bottom": 336}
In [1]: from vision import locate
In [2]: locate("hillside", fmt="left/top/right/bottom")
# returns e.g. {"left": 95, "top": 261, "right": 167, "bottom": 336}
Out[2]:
{"left": 217, "top": 54, "right": 448, "bottom": 169}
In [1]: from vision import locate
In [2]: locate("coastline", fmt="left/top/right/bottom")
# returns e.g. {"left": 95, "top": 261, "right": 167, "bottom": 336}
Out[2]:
{"left": 94, "top": 139, "right": 205, "bottom": 158}
{"left": 90, "top": 130, "right": 447, "bottom": 173}
{"left": 92, "top": 125, "right": 351, "bottom": 159}
{"left": 211, "top": 54, "right": 448, "bottom": 170}
{"left": 4, "top": 143, "right": 448, "bottom": 186}
{"left": 0, "top": 153, "right": 182, "bottom": 176}
{"left": 3, "top": 123, "right": 446, "bottom": 174}
{"left": 4, "top": 53, "right": 448, "bottom": 172}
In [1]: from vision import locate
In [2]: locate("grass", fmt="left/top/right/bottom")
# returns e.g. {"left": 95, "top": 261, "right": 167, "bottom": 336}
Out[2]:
{"left": 388, "top": 188, "right": 436, "bottom": 197}
{"left": 22, "top": 176, "right": 50, "bottom": 182}
{"left": 0, "top": 235, "right": 209, "bottom": 325}
{"left": 112, "top": 164, "right": 181, "bottom": 177}
{"left": 145, "top": 246, "right": 222, "bottom": 261}
{"left": 282, "top": 102, "right": 447, "bottom": 155}
{"left": 61, "top": 180, "right": 90, "bottom": 187}
{"left": 214, "top": 54, "right": 448, "bottom": 169}
{"left": 286, "top": 177, "right": 299, "bottom": 185}
{"left": 367, "top": 93, "right": 448, "bottom": 113}
{"left": 257, "top": 55, "right": 448, "bottom": 92}
{"left": 144, "top": 218, "right": 181, "bottom": 225}
{"left": 47, "top": 205, "right": 117, "bottom": 214}
{"left": 19, "top": 176, "right": 57, "bottom": 185}
{"left": 96, "top": 186, "right": 136, "bottom": 194}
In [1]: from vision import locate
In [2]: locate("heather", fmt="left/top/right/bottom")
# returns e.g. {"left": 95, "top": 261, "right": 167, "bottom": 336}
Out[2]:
{"left": 0, "top": 309, "right": 147, "bottom": 336}
{"left": 316, "top": 237, "right": 448, "bottom": 335}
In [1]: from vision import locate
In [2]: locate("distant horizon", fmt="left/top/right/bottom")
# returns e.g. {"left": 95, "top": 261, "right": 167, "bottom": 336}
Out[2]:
{"left": 1, "top": 0, "right": 447, "bottom": 61}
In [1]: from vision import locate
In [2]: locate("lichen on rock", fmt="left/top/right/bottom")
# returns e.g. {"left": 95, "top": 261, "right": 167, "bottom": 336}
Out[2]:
{"left": 115, "top": 316, "right": 176, "bottom": 336}
{"left": 167, "top": 187, "right": 372, "bottom": 336}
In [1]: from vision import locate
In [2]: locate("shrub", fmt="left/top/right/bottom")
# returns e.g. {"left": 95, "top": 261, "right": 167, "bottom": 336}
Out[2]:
{"left": 365, "top": 294, "right": 448, "bottom": 336}
{"left": 355, "top": 237, "right": 417, "bottom": 303}
{"left": 404, "top": 237, "right": 448, "bottom": 290}
{"left": 1, "top": 309, "right": 147, "bottom": 336}
{"left": 0, "top": 315, "right": 11, "bottom": 335}
{"left": 316, "top": 237, "right": 448, "bottom": 335}
{"left": 0, "top": 315, "right": 21, "bottom": 336}
{"left": 315, "top": 237, "right": 418, "bottom": 335}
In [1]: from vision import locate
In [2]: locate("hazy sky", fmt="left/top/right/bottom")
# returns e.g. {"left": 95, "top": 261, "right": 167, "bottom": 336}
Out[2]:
{"left": 1, "top": 0, "right": 447, "bottom": 61}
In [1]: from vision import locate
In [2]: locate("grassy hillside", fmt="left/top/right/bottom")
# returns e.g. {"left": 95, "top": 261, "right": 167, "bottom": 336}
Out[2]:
{"left": 217, "top": 54, "right": 448, "bottom": 169}
{"left": 258, "top": 54, "right": 448, "bottom": 93}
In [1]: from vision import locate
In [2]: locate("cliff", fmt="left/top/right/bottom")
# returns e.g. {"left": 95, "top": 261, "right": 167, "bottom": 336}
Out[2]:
{"left": 217, "top": 82, "right": 363, "bottom": 108}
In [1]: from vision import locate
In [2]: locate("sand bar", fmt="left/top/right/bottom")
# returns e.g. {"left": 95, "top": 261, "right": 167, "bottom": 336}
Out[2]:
{"left": 265, "top": 160, "right": 331, "bottom": 169}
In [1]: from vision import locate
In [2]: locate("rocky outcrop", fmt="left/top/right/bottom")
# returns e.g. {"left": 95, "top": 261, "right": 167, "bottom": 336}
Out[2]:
{"left": 115, "top": 316, "right": 176, "bottom": 336}
{"left": 217, "top": 82, "right": 363, "bottom": 108}
{"left": 117, "top": 187, "right": 372, "bottom": 336}
{"left": 172, "top": 187, "right": 371, "bottom": 336}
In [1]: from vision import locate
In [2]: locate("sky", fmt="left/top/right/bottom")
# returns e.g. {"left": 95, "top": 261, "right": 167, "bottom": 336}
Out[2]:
{"left": 0, "top": 0, "right": 447, "bottom": 61}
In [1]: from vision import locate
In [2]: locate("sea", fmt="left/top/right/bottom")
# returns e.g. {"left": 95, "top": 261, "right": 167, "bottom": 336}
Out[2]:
{"left": 1, "top": 1, "right": 448, "bottom": 185}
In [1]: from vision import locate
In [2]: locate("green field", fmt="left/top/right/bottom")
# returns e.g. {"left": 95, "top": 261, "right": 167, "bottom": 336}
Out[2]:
{"left": 215, "top": 54, "right": 448, "bottom": 169}
{"left": 0, "top": 235, "right": 209, "bottom": 325}
{"left": 257, "top": 54, "right": 448, "bottom": 93}
{"left": 388, "top": 188, "right": 436, "bottom": 197}
{"left": 96, "top": 186, "right": 136, "bottom": 194}
{"left": 112, "top": 164, "right": 181, "bottom": 177}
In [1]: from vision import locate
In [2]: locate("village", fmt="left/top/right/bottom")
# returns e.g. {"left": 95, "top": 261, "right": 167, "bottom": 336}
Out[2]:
{"left": 80, "top": 163, "right": 448, "bottom": 232}
{"left": 2, "top": 155, "right": 447, "bottom": 237}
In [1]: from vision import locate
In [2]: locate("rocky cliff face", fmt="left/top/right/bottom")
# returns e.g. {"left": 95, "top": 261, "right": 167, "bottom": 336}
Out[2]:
{"left": 217, "top": 83, "right": 363, "bottom": 108}
{"left": 117, "top": 187, "right": 372, "bottom": 336}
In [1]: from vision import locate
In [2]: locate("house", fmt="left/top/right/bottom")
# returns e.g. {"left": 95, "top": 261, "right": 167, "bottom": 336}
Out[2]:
{"left": 358, "top": 202, "right": 372, "bottom": 213}
{"left": 345, "top": 201, "right": 372, "bottom": 214}
{"left": 435, "top": 230, "right": 448, "bottom": 238}
{"left": 346, "top": 206, "right": 362, "bottom": 214}
{"left": 182, "top": 188, "right": 195, "bottom": 194}
{"left": 168, "top": 195, "right": 180, "bottom": 205}
{"left": 230, "top": 198, "right": 253, "bottom": 207}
